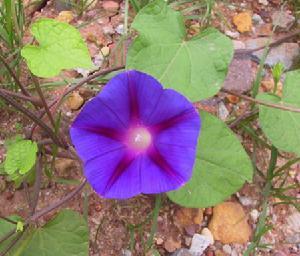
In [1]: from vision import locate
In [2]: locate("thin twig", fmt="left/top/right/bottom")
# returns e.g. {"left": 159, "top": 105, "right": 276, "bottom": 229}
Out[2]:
{"left": 0, "top": 54, "right": 30, "bottom": 96}
{"left": 44, "top": 147, "right": 76, "bottom": 159}
{"left": 235, "top": 28, "right": 300, "bottom": 56}
{"left": 0, "top": 90, "right": 63, "bottom": 147}
{"left": 221, "top": 88, "right": 300, "bottom": 113}
{"left": 228, "top": 109, "right": 259, "bottom": 129}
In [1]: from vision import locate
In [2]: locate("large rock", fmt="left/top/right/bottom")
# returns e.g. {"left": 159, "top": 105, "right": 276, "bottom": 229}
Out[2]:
{"left": 245, "top": 38, "right": 300, "bottom": 69}
{"left": 223, "top": 56, "right": 254, "bottom": 93}
{"left": 208, "top": 202, "right": 252, "bottom": 244}
{"left": 272, "top": 11, "right": 295, "bottom": 30}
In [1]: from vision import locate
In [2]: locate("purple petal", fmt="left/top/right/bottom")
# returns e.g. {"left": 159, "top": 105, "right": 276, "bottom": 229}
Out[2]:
{"left": 70, "top": 128, "right": 125, "bottom": 163}
{"left": 84, "top": 150, "right": 142, "bottom": 199}
{"left": 140, "top": 154, "right": 185, "bottom": 194}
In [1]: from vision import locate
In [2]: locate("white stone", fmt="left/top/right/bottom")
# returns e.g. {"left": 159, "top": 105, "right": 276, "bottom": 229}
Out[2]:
{"left": 201, "top": 228, "right": 214, "bottom": 245}
{"left": 116, "top": 24, "right": 124, "bottom": 35}
{"left": 250, "top": 209, "right": 259, "bottom": 222}
{"left": 225, "top": 30, "right": 240, "bottom": 39}
{"left": 258, "top": 0, "right": 269, "bottom": 6}
{"left": 189, "top": 234, "right": 210, "bottom": 256}
{"left": 252, "top": 14, "right": 264, "bottom": 24}
{"left": 222, "top": 244, "right": 232, "bottom": 254}
{"left": 232, "top": 40, "right": 246, "bottom": 50}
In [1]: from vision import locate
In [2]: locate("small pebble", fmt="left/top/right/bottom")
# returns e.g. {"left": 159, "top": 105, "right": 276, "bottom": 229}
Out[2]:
{"left": 250, "top": 209, "right": 259, "bottom": 222}
{"left": 155, "top": 237, "right": 164, "bottom": 245}
{"left": 258, "top": 0, "right": 269, "bottom": 6}
{"left": 201, "top": 228, "right": 214, "bottom": 245}
{"left": 225, "top": 30, "right": 240, "bottom": 39}
{"left": 252, "top": 14, "right": 264, "bottom": 24}
{"left": 103, "top": 25, "right": 115, "bottom": 35}
{"left": 122, "top": 249, "right": 132, "bottom": 256}
{"left": 222, "top": 244, "right": 232, "bottom": 255}
{"left": 100, "top": 46, "right": 110, "bottom": 57}
{"left": 238, "top": 196, "right": 254, "bottom": 206}
{"left": 116, "top": 24, "right": 124, "bottom": 34}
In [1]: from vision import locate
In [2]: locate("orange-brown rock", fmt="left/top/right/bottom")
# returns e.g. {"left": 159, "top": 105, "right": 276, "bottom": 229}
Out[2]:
{"left": 208, "top": 202, "right": 251, "bottom": 244}
{"left": 233, "top": 12, "right": 252, "bottom": 33}
{"left": 174, "top": 207, "right": 203, "bottom": 227}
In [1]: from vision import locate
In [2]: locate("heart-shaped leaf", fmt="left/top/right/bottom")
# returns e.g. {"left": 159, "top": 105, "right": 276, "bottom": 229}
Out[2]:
{"left": 258, "top": 70, "right": 300, "bottom": 155}
{"left": 16, "top": 210, "right": 88, "bottom": 256}
{"left": 4, "top": 139, "right": 38, "bottom": 175}
{"left": 127, "top": 0, "right": 233, "bottom": 101}
{"left": 168, "top": 111, "right": 253, "bottom": 207}
{"left": 21, "top": 19, "right": 92, "bottom": 78}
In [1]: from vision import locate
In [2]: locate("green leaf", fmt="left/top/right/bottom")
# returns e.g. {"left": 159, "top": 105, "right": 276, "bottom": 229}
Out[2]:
{"left": 16, "top": 221, "right": 24, "bottom": 233}
{"left": 0, "top": 215, "right": 23, "bottom": 255}
{"left": 126, "top": 0, "right": 233, "bottom": 101}
{"left": 258, "top": 70, "right": 300, "bottom": 155}
{"left": 21, "top": 18, "right": 93, "bottom": 78}
{"left": 168, "top": 111, "right": 253, "bottom": 207}
{"left": 19, "top": 210, "right": 89, "bottom": 256}
{"left": 4, "top": 139, "right": 38, "bottom": 176}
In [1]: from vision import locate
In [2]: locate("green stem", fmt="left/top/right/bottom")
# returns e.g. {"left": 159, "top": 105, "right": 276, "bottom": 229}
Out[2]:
{"left": 244, "top": 146, "right": 278, "bottom": 256}
{"left": 124, "top": 0, "right": 129, "bottom": 36}
{"left": 146, "top": 194, "right": 162, "bottom": 251}
{"left": 251, "top": 41, "right": 270, "bottom": 99}
{"left": 273, "top": 79, "right": 278, "bottom": 94}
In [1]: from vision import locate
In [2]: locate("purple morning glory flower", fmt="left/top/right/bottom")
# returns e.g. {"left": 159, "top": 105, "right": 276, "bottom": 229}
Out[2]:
{"left": 70, "top": 70, "right": 201, "bottom": 199}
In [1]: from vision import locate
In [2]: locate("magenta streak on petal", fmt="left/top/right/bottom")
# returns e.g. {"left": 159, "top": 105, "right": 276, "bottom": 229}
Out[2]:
{"left": 103, "top": 153, "right": 135, "bottom": 195}
{"left": 149, "top": 108, "right": 197, "bottom": 133}
{"left": 127, "top": 72, "right": 140, "bottom": 122}
{"left": 72, "top": 126, "right": 124, "bottom": 142}
{"left": 148, "top": 145, "right": 185, "bottom": 185}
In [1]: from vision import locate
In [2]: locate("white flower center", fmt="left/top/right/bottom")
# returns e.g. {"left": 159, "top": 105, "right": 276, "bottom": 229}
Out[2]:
{"left": 128, "top": 127, "right": 152, "bottom": 151}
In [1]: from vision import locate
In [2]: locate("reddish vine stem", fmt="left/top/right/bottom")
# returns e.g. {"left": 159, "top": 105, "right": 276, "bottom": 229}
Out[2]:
{"left": 0, "top": 54, "right": 30, "bottom": 96}
{"left": 0, "top": 216, "right": 17, "bottom": 225}
{"left": 27, "top": 178, "right": 87, "bottom": 222}
{"left": 0, "top": 89, "right": 42, "bottom": 107}
{"left": 0, "top": 230, "right": 15, "bottom": 245}
{"left": 30, "top": 153, "right": 43, "bottom": 215}
{"left": 52, "top": 66, "right": 125, "bottom": 113}
{"left": 0, "top": 179, "right": 86, "bottom": 248}
{"left": 0, "top": 90, "right": 63, "bottom": 146}
{"left": 221, "top": 88, "right": 300, "bottom": 113}
{"left": 0, "top": 232, "right": 23, "bottom": 256}
{"left": 31, "top": 75, "right": 56, "bottom": 128}
{"left": 30, "top": 66, "right": 124, "bottom": 139}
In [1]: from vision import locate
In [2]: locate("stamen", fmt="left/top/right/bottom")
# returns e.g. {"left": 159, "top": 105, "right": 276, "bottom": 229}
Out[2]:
{"left": 127, "top": 127, "right": 152, "bottom": 151}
